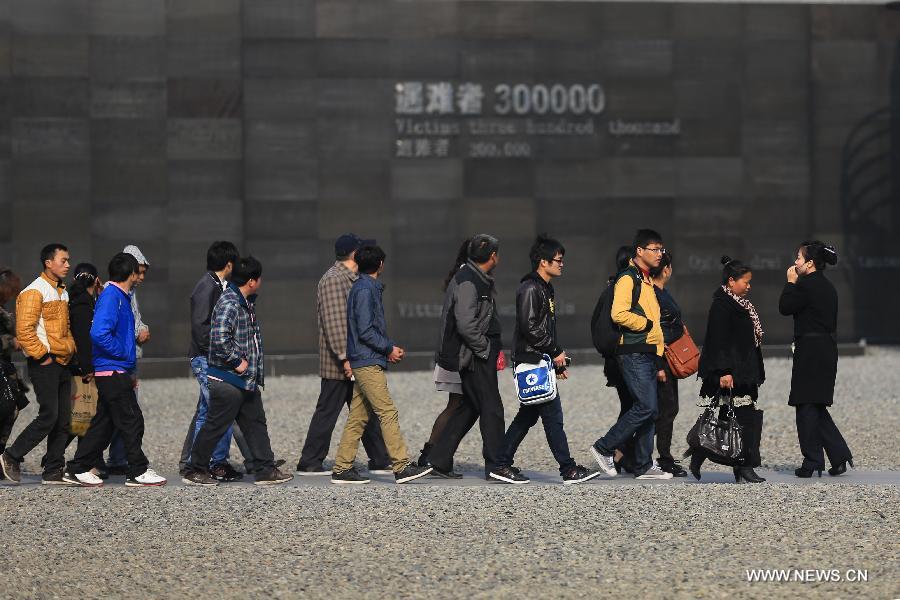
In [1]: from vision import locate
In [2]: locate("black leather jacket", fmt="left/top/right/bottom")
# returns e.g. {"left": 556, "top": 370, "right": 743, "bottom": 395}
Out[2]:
{"left": 513, "top": 272, "right": 562, "bottom": 365}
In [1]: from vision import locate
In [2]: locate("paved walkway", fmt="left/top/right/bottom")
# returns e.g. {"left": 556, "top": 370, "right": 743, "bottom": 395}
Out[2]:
{"left": 3, "top": 469, "right": 898, "bottom": 488}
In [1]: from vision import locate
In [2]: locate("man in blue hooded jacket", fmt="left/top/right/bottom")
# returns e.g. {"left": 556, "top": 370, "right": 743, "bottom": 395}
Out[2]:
{"left": 64, "top": 253, "right": 166, "bottom": 487}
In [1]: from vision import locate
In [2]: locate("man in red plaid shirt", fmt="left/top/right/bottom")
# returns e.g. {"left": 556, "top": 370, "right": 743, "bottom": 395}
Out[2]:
{"left": 295, "top": 234, "right": 389, "bottom": 475}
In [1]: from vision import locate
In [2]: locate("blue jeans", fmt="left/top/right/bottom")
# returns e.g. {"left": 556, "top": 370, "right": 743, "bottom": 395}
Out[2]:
{"left": 595, "top": 353, "right": 659, "bottom": 475}
{"left": 499, "top": 394, "right": 576, "bottom": 475}
{"left": 190, "top": 356, "right": 232, "bottom": 465}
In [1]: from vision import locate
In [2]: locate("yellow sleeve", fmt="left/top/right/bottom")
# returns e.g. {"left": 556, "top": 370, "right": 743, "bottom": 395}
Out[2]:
{"left": 611, "top": 275, "right": 650, "bottom": 333}
{"left": 15, "top": 289, "right": 47, "bottom": 359}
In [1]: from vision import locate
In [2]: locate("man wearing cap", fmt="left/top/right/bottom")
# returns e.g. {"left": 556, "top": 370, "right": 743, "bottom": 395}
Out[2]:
{"left": 294, "top": 234, "right": 390, "bottom": 475}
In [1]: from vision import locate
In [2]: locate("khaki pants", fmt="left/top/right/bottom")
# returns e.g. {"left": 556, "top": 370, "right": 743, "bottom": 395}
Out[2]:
{"left": 334, "top": 365, "right": 409, "bottom": 473}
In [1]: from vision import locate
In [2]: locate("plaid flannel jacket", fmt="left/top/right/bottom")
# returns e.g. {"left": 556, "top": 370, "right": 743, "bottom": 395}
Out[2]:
{"left": 209, "top": 283, "right": 264, "bottom": 391}
{"left": 318, "top": 261, "right": 358, "bottom": 380}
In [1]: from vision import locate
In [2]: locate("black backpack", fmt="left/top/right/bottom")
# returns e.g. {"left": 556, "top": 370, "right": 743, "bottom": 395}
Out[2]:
{"left": 590, "top": 271, "right": 642, "bottom": 357}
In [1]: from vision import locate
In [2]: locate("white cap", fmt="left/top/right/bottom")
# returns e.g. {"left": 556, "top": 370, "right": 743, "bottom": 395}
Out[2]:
{"left": 123, "top": 245, "right": 150, "bottom": 266}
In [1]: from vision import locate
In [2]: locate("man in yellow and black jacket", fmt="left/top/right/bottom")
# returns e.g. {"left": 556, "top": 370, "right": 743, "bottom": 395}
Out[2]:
{"left": 590, "top": 230, "right": 673, "bottom": 480}
{"left": 1, "top": 244, "right": 76, "bottom": 485}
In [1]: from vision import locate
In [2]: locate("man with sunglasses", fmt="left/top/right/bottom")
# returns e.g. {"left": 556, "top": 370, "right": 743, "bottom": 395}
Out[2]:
{"left": 590, "top": 229, "right": 673, "bottom": 480}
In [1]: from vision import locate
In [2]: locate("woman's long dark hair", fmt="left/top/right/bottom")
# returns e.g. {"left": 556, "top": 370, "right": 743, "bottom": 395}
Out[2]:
{"left": 444, "top": 239, "right": 471, "bottom": 291}
{"left": 69, "top": 263, "right": 99, "bottom": 299}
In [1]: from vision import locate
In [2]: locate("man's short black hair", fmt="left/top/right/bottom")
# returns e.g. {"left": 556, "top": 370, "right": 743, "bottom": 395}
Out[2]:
{"left": 355, "top": 245, "right": 386, "bottom": 275}
{"left": 108, "top": 253, "right": 139, "bottom": 283}
{"left": 206, "top": 241, "right": 239, "bottom": 272}
{"left": 468, "top": 234, "right": 499, "bottom": 264}
{"left": 231, "top": 256, "right": 263, "bottom": 286}
{"left": 633, "top": 229, "right": 663, "bottom": 253}
{"left": 40, "top": 243, "right": 68, "bottom": 268}
{"left": 529, "top": 234, "right": 565, "bottom": 271}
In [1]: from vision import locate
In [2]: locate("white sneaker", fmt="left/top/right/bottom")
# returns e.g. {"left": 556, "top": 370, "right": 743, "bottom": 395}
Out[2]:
{"left": 636, "top": 464, "right": 674, "bottom": 480}
{"left": 590, "top": 445, "right": 617, "bottom": 476}
{"left": 126, "top": 468, "right": 167, "bottom": 487}
{"left": 63, "top": 471, "right": 104, "bottom": 487}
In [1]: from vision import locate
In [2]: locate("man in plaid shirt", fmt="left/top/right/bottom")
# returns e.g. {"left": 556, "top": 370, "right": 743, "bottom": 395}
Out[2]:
{"left": 183, "top": 256, "right": 291, "bottom": 486}
{"left": 295, "top": 234, "right": 389, "bottom": 475}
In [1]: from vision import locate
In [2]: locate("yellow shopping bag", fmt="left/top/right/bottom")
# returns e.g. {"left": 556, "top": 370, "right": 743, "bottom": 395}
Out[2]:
{"left": 70, "top": 377, "right": 98, "bottom": 437}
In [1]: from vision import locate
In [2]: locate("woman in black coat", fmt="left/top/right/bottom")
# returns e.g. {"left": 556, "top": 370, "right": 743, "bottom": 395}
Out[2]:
{"left": 779, "top": 241, "right": 852, "bottom": 478}
{"left": 687, "top": 256, "right": 766, "bottom": 483}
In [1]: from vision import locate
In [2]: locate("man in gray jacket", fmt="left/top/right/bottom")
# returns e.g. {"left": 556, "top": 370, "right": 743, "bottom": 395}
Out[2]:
{"left": 427, "top": 234, "right": 507, "bottom": 480}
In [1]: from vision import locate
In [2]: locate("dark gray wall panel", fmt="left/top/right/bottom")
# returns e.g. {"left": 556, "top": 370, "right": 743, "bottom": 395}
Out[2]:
{"left": 245, "top": 158, "right": 318, "bottom": 201}
{"left": 90, "top": 36, "right": 166, "bottom": 82}
{"left": 11, "top": 118, "right": 89, "bottom": 159}
{"left": 12, "top": 78, "right": 89, "bottom": 117}
{"left": 91, "top": 119, "right": 166, "bottom": 159}
{"left": 91, "top": 81, "right": 166, "bottom": 119}
{"left": 167, "top": 118, "right": 242, "bottom": 160}
{"left": 0, "top": 0, "right": 896, "bottom": 357}
{"left": 90, "top": 0, "right": 165, "bottom": 36}
{"left": 11, "top": 0, "right": 89, "bottom": 35}
{"left": 243, "top": 0, "right": 315, "bottom": 39}
{"left": 167, "top": 79, "right": 242, "bottom": 119}
{"left": 12, "top": 34, "right": 89, "bottom": 77}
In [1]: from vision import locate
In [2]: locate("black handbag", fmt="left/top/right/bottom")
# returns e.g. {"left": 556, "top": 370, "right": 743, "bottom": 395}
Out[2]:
{"left": 696, "top": 391, "right": 743, "bottom": 460}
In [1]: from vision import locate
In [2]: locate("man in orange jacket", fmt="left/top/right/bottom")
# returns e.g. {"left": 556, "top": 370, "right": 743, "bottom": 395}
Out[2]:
{"left": 0, "top": 244, "right": 76, "bottom": 485}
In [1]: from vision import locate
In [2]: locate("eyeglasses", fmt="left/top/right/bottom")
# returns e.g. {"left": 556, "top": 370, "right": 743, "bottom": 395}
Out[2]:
{"left": 639, "top": 246, "right": 666, "bottom": 255}
{"left": 549, "top": 258, "right": 564, "bottom": 265}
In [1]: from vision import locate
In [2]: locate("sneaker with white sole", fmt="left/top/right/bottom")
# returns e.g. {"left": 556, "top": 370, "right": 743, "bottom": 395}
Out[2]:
{"left": 331, "top": 467, "right": 370, "bottom": 485}
{"left": 63, "top": 471, "right": 104, "bottom": 487}
{"left": 562, "top": 465, "right": 602, "bottom": 485}
{"left": 0, "top": 452, "right": 21, "bottom": 484}
{"left": 181, "top": 470, "right": 219, "bottom": 486}
{"left": 488, "top": 466, "right": 530, "bottom": 484}
{"left": 590, "top": 443, "right": 617, "bottom": 476}
{"left": 635, "top": 463, "right": 674, "bottom": 480}
{"left": 394, "top": 463, "right": 433, "bottom": 484}
{"left": 126, "top": 468, "right": 167, "bottom": 487}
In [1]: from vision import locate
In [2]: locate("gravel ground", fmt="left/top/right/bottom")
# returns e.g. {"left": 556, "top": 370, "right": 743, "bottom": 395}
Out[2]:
{"left": 1, "top": 348, "right": 898, "bottom": 598}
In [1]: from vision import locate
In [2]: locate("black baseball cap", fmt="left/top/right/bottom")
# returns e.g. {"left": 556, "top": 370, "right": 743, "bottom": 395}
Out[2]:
{"left": 335, "top": 233, "right": 375, "bottom": 257}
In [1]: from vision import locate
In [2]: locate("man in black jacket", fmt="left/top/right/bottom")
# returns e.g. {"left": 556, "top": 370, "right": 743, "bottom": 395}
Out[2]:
{"left": 177, "top": 241, "right": 255, "bottom": 481}
{"left": 428, "top": 234, "right": 507, "bottom": 480}
{"left": 493, "top": 235, "right": 600, "bottom": 484}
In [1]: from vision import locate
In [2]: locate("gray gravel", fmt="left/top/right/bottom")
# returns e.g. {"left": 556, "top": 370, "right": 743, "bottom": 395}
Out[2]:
{"left": 1, "top": 349, "right": 898, "bottom": 598}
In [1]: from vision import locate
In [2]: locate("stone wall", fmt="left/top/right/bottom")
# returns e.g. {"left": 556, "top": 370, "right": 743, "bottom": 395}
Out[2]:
{"left": 0, "top": 1, "right": 897, "bottom": 358}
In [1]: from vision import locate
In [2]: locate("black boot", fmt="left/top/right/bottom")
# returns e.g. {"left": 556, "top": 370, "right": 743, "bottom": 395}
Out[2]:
{"left": 689, "top": 451, "right": 704, "bottom": 480}
{"left": 794, "top": 466, "right": 823, "bottom": 478}
{"left": 828, "top": 458, "right": 853, "bottom": 476}
{"left": 734, "top": 467, "right": 765, "bottom": 483}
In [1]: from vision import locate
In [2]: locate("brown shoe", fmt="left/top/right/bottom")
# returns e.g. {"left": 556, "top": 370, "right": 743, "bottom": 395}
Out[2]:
{"left": 0, "top": 452, "right": 21, "bottom": 484}
{"left": 255, "top": 467, "right": 293, "bottom": 486}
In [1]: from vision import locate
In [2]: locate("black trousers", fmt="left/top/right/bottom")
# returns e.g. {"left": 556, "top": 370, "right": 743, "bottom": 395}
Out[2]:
{"left": 655, "top": 366, "right": 679, "bottom": 465}
{"left": 297, "top": 378, "right": 389, "bottom": 470}
{"left": 190, "top": 381, "right": 275, "bottom": 476}
{"left": 7, "top": 360, "right": 71, "bottom": 473}
{"left": 177, "top": 408, "right": 257, "bottom": 473}
{"left": 429, "top": 344, "right": 505, "bottom": 476}
{"left": 499, "top": 394, "right": 576, "bottom": 475}
{"left": 67, "top": 373, "right": 149, "bottom": 478}
{"left": 795, "top": 404, "right": 851, "bottom": 471}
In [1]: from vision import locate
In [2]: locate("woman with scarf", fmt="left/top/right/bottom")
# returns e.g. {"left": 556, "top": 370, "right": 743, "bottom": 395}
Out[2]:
{"left": 779, "top": 241, "right": 851, "bottom": 478}
{"left": 687, "top": 256, "right": 766, "bottom": 483}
